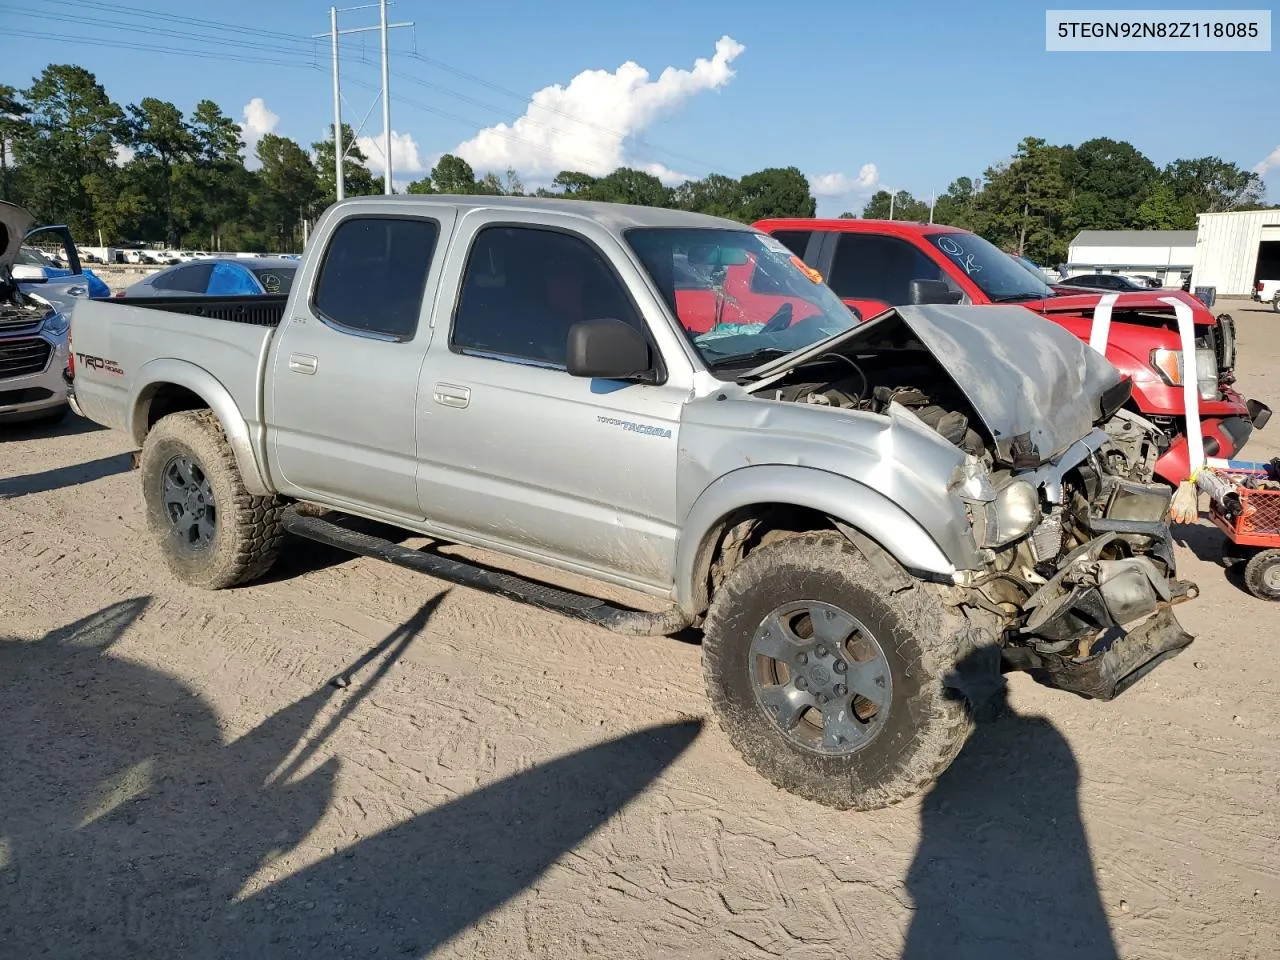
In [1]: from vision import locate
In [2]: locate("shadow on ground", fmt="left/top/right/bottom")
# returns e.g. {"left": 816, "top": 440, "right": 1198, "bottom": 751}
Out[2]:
{"left": 0, "top": 451, "right": 133, "bottom": 498}
{"left": 903, "top": 687, "right": 1118, "bottom": 960}
{"left": 0, "top": 596, "right": 701, "bottom": 958}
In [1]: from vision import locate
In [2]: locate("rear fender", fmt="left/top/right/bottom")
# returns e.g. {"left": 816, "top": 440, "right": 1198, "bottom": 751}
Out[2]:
{"left": 676, "top": 464, "right": 974, "bottom": 614}
{"left": 128, "top": 358, "right": 272, "bottom": 496}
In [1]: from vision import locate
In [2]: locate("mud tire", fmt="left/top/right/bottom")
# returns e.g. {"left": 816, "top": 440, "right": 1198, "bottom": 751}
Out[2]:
{"left": 702, "top": 531, "right": 999, "bottom": 810}
{"left": 139, "top": 410, "right": 284, "bottom": 590}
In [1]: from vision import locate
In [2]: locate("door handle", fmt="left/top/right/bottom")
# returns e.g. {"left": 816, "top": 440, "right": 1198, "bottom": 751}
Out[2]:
{"left": 433, "top": 382, "right": 470, "bottom": 408}
{"left": 288, "top": 353, "right": 318, "bottom": 375}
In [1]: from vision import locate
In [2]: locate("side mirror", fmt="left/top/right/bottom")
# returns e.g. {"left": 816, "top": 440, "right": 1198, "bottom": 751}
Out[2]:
{"left": 566, "top": 318, "right": 653, "bottom": 381}
{"left": 908, "top": 279, "right": 963, "bottom": 305}
{"left": 11, "top": 263, "right": 46, "bottom": 282}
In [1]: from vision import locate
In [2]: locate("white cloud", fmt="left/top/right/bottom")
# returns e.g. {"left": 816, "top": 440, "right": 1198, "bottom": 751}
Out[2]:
{"left": 1254, "top": 145, "right": 1280, "bottom": 177}
{"left": 810, "top": 164, "right": 880, "bottom": 198}
{"left": 641, "top": 161, "right": 694, "bottom": 185}
{"left": 453, "top": 35, "right": 745, "bottom": 180}
{"left": 241, "top": 97, "right": 279, "bottom": 168}
{"left": 112, "top": 144, "right": 136, "bottom": 166}
{"left": 357, "top": 130, "right": 426, "bottom": 177}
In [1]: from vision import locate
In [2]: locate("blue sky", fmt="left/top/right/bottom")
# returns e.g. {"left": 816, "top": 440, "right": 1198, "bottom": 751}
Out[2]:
{"left": 2, "top": 0, "right": 1277, "bottom": 214}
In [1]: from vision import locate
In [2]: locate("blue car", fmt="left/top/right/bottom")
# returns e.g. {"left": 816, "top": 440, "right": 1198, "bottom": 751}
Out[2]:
{"left": 122, "top": 256, "right": 298, "bottom": 298}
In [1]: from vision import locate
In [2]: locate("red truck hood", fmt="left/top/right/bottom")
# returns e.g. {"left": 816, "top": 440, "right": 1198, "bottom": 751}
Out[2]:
{"left": 1028, "top": 288, "right": 1218, "bottom": 326}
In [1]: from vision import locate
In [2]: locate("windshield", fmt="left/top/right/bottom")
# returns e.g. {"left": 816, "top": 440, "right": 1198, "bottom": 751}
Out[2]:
{"left": 924, "top": 231, "right": 1054, "bottom": 302}
{"left": 16, "top": 246, "right": 55, "bottom": 267}
{"left": 250, "top": 266, "right": 296, "bottom": 295}
{"left": 625, "top": 227, "right": 858, "bottom": 369}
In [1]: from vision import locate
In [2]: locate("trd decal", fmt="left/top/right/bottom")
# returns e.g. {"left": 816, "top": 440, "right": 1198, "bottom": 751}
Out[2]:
{"left": 75, "top": 353, "right": 124, "bottom": 376}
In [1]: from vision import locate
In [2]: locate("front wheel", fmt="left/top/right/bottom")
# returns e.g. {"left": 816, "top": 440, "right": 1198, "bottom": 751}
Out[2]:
{"left": 139, "top": 410, "right": 284, "bottom": 589}
{"left": 701, "top": 531, "right": 998, "bottom": 810}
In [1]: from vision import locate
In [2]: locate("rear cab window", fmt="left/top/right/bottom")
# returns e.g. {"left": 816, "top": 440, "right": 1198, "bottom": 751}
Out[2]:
{"left": 312, "top": 216, "right": 440, "bottom": 340}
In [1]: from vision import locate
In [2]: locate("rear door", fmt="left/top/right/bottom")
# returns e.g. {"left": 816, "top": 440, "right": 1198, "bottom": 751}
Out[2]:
{"left": 265, "top": 207, "right": 456, "bottom": 519}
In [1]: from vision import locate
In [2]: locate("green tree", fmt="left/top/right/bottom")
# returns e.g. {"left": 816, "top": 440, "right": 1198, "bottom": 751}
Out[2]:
{"left": 1065, "top": 137, "right": 1157, "bottom": 231}
{"left": 182, "top": 99, "right": 248, "bottom": 250}
{"left": 1160, "top": 156, "right": 1267, "bottom": 227}
{"left": 252, "top": 133, "right": 321, "bottom": 250}
{"left": 14, "top": 64, "right": 125, "bottom": 240}
{"left": 837, "top": 211, "right": 857, "bottom": 219}
{"left": 671, "top": 173, "right": 742, "bottom": 219}
{"left": 737, "top": 166, "right": 815, "bottom": 220}
{"left": 126, "top": 97, "right": 197, "bottom": 245}
{"left": 931, "top": 177, "right": 978, "bottom": 229}
{"left": 586, "top": 167, "right": 670, "bottom": 207}
{"left": 0, "top": 83, "right": 29, "bottom": 202}
{"left": 1133, "top": 180, "right": 1181, "bottom": 229}
{"left": 430, "top": 153, "right": 479, "bottom": 194}
{"left": 311, "top": 123, "right": 378, "bottom": 206}
{"left": 972, "top": 137, "right": 1070, "bottom": 263}
{"left": 405, "top": 175, "right": 434, "bottom": 195}
{"left": 861, "top": 189, "right": 927, "bottom": 221}
{"left": 547, "top": 171, "right": 597, "bottom": 196}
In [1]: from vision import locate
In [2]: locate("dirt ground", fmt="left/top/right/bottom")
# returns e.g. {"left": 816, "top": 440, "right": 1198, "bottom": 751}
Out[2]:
{"left": 2, "top": 297, "right": 1277, "bottom": 959}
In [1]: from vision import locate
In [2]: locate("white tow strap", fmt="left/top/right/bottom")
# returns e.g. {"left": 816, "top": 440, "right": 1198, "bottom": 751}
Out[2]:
{"left": 1087, "top": 293, "right": 1118, "bottom": 355}
{"left": 1162, "top": 294, "right": 1205, "bottom": 474}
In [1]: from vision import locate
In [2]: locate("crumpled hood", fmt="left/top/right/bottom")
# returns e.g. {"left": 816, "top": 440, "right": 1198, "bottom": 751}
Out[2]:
{"left": 746, "top": 302, "right": 1128, "bottom": 468}
{"left": 0, "top": 200, "right": 35, "bottom": 273}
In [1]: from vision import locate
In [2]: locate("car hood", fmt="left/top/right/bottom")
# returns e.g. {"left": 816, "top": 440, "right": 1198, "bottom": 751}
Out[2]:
{"left": 0, "top": 200, "right": 35, "bottom": 273}
{"left": 1034, "top": 289, "right": 1216, "bottom": 325}
{"left": 744, "top": 302, "right": 1128, "bottom": 468}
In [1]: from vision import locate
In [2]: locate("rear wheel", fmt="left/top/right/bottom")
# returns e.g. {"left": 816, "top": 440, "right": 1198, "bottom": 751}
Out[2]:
{"left": 701, "top": 531, "right": 1000, "bottom": 810}
{"left": 139, "top": 410, "right": 284, "bottom": 589}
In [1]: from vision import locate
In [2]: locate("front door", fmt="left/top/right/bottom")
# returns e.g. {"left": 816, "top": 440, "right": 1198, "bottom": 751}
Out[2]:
{"left": 415, "top": 219, "right": 686, "bottom": 587}
{"left": 266, "top": 211, "right": 454, "bottom": 518}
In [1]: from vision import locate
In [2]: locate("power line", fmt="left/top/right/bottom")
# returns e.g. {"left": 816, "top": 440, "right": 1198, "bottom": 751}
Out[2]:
{"left": 2, "top": 27, "right": 330, "bottom": 69}
{"left": 20, "top": 0, "right": 733, "bottom": 181}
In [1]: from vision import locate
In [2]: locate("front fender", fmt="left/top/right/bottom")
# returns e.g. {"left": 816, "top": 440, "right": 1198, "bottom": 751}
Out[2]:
{"left": 675, "top": 464, "right": 980, "bottom": 614}
{"left": 129, "top": 358, "right": 272, "bottom": 496}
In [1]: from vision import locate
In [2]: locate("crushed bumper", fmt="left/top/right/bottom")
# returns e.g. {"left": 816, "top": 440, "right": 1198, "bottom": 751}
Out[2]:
{"left": 1007, "top": 521, "right": 1198, "bottom": 700}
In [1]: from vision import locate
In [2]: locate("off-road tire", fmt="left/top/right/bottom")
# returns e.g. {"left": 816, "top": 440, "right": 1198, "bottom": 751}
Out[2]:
{"left": 139, "top": 410, "right": 284, "bottom": 590}
{"left": 1243, "top": 548, "right": 1280, "bottom": 601}
{"left": 702, "top": 531, "right": 997, "bottom": 810}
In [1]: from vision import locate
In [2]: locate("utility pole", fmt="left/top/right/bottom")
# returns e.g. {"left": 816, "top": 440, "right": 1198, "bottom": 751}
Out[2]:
{"left": 329, "top": 6, "right": 342, "bottom": 201}
{"left": 889, "top": 190, "right": 895, "bottom": 221}
{"left": 929, "top": 193, "right": 936, "bottom": 224}
{"left": 314, "top": 3, "right": 413, "bottom": 201}
{"left": 379, "top": 0, "right": 392, "bottom": 194}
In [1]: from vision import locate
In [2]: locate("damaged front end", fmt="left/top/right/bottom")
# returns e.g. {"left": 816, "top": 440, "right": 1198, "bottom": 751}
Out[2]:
{"left": 951, "top": 417, "right": 1198, "bottom": 700}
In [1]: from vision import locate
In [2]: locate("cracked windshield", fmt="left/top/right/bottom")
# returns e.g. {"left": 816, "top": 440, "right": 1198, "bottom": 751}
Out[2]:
{"left": 625, "top": 227, "right": 858, "bottom": 370}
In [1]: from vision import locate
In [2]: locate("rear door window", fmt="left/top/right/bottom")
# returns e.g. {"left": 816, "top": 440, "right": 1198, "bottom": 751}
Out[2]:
{"left": 312, "top": 216, "right": 440, "bottom": 339}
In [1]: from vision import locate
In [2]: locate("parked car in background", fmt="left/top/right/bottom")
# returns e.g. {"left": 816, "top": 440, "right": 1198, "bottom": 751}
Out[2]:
{"left": 1008, "top": 253, "right": 1058, "bottom": 285}
{"left": 1254, "top": 278, "right": 1280, "bottom": 312}
{"left": 0, "top": 202, "right": 74, "bottom": 425}
{"left": 753, "top": 218, "right": 1271, "bottom": 486}
{"left": 1056, "top": 273, "right": 1161, "bottom": 292}
{"left": 119, "top": 256, "right": 298, "bottom": 298}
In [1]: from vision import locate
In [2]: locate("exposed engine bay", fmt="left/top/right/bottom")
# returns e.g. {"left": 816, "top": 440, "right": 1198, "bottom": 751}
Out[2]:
{"left": 750, "top": 318, "right": 1197, "bottom": 701}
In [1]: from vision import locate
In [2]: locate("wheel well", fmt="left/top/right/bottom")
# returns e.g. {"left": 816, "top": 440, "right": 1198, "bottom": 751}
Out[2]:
{"left": 694, "top": 504, "right": 837, "bottom": 614}
{"left": 142, "top": 383, "right": 209, "bottom": 434}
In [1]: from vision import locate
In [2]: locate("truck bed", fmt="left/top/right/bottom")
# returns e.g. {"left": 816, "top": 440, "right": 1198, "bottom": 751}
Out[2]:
{"left": 108, "top": 294, "right": 287, "bottom": 327}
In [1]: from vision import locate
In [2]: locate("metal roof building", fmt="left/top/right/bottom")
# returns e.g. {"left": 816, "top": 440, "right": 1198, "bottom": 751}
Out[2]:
{"left": 1066, "top": 230, "right": 1197, "bottom": 285}
{"left": 1191, "top": 209, "right": 1280, "bottom": 297}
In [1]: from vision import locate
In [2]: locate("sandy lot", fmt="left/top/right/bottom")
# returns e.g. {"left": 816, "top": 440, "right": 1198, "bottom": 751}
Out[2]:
{"left": 2, "top": 297, "right": 1277, "bottom": 959}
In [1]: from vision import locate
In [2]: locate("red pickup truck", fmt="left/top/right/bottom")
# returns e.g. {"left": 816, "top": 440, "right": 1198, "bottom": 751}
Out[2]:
{"left": 746, "top": 218, "right": 1270, "bottom": 486}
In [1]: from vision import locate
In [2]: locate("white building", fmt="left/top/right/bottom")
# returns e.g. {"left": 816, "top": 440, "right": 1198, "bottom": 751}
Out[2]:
{"left": 1191, "top": 209, "right": 1280, "bottom": 296}
{"left": 1066, "top": 230, "right": 1197, "bottom": 286}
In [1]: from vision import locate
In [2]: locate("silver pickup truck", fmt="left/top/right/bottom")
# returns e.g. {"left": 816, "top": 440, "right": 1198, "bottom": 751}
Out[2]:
{"left": 68, "top": 195, "right": 1198, "bottom": 809}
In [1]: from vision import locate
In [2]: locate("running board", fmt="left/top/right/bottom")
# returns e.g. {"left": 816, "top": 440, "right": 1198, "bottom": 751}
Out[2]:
{"left": 281, "top": 507, "right": 692, "bottom": 637}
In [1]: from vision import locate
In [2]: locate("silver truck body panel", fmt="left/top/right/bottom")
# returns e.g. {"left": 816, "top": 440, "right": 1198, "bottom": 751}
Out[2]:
{"left": 66, "top": 194, "right": 1162, "bottom": 618}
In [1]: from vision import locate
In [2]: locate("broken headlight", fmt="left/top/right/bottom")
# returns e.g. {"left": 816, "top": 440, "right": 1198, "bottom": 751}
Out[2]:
{"left": 970, "top": 478, "right": 1042, "bottom": 549}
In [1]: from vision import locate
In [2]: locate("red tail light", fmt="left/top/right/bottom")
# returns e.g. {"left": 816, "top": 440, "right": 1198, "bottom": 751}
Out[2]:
{"left": 67, "top": 335, "right": 75, "bottom": 377}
